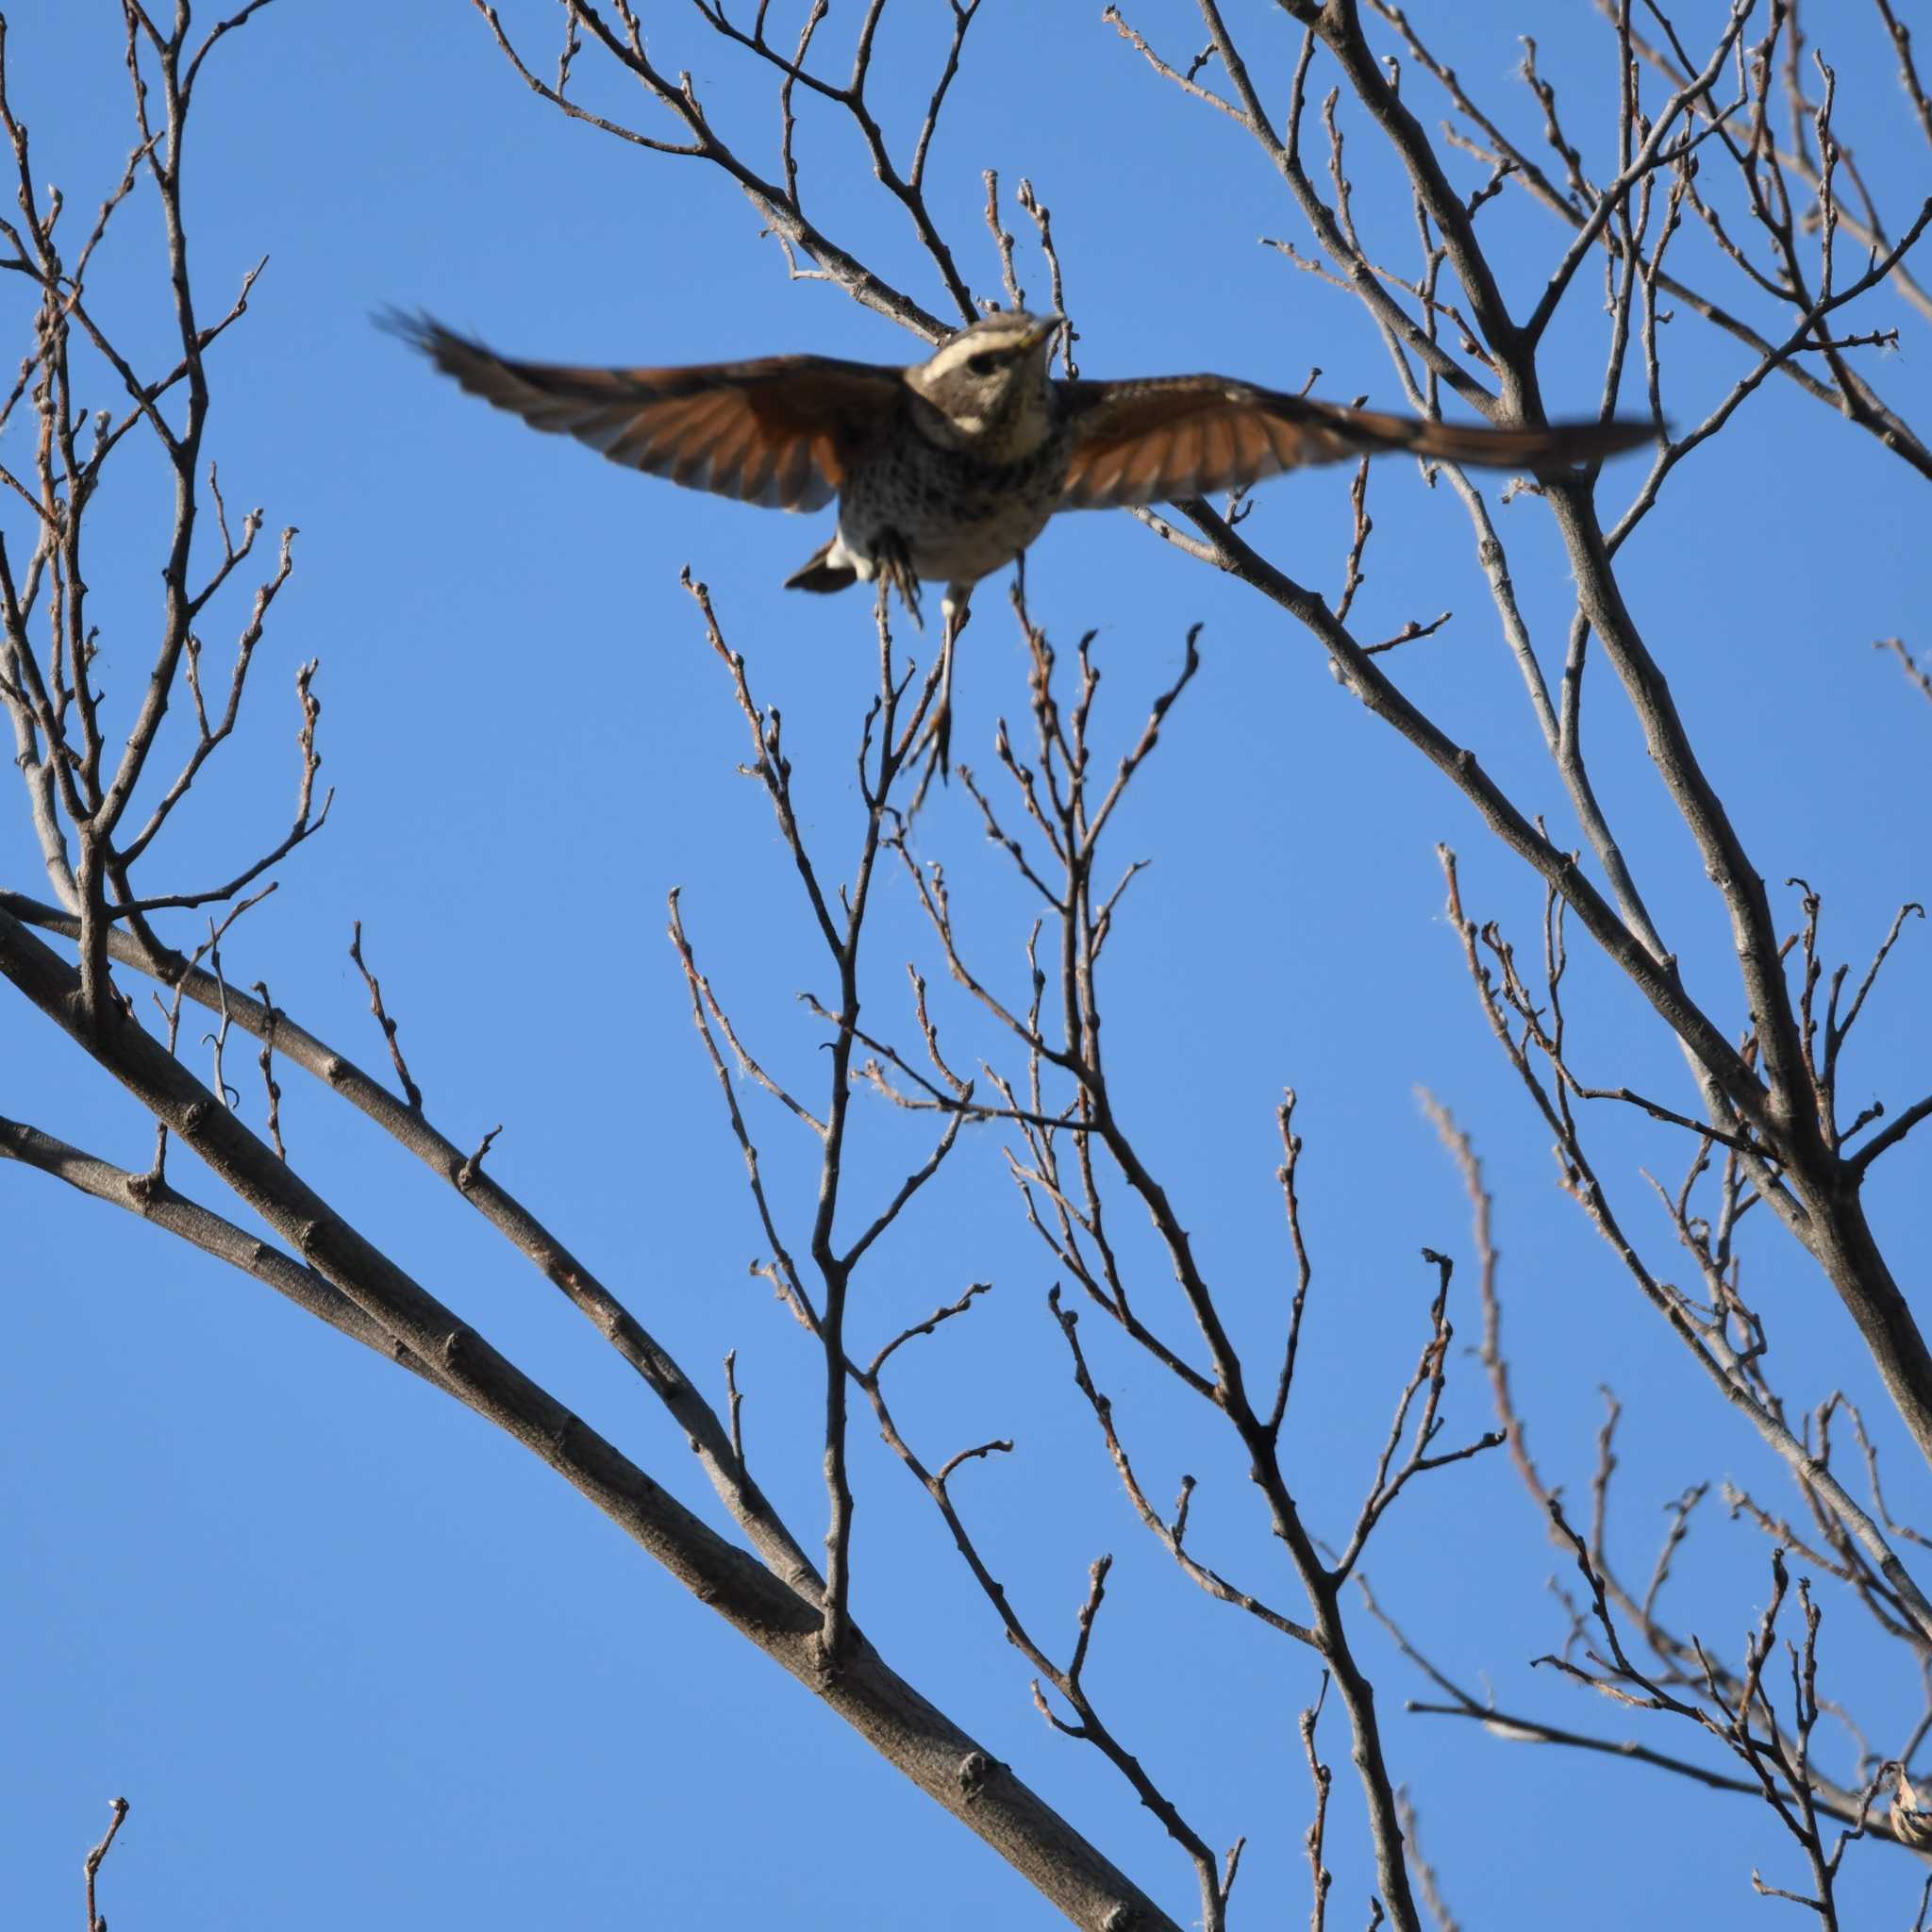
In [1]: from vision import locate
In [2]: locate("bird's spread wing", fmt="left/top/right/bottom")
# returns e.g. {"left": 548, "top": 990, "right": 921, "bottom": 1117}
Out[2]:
{"left": 1056, "top": 376, "right": 1654, "bottom": 508}
{"left": 392, "top": 315, "right": 902, "bottom": 512}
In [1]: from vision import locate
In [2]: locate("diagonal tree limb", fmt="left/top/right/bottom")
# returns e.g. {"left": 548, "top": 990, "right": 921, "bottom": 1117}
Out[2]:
{"left": 0, "top": 899, "right": 1183, "bottom": 1932}
{"left": 0, "top": 886, "right": 822, "bottom": 1602}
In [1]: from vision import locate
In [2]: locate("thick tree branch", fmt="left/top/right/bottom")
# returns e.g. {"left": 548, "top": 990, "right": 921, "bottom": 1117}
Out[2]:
{"left": 0, "top": 900, "right": 1181, "bottom": 1932}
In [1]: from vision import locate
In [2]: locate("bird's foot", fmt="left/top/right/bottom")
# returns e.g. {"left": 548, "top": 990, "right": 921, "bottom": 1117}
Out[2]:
{"left": 908, "top": 700, "right": 952, "bottom": 816}
{"left": 874, "top": 531, "right": 924, "bottom": 631}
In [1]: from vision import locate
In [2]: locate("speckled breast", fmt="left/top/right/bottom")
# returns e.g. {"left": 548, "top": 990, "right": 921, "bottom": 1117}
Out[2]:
{"left": 838, "top": 421, "right": 1074, "bottom": 589}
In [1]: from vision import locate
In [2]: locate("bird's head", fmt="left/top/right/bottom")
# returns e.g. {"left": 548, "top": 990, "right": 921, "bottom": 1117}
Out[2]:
{"left": 907, "top": 311, "right": 1062, "bottom": 457}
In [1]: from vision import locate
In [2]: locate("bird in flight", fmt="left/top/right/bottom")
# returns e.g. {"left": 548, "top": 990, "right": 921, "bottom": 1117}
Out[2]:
{"left": 394, "top": 309, "right": 1652, "bottom": 772}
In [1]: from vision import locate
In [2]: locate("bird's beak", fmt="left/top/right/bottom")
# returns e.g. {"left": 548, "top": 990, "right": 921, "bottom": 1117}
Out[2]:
{"left": 1021, "top": 316, "right": 1064, "bottom": 352}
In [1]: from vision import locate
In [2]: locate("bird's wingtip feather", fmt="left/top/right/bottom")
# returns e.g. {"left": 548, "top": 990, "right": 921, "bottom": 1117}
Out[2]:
{"left": 373, "top": 308, "right": 475, "bottom": 363}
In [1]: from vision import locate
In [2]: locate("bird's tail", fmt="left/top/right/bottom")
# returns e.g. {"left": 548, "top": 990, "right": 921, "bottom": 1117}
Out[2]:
{"left": 784, "top": 539, "right": 858, "bottom": 595}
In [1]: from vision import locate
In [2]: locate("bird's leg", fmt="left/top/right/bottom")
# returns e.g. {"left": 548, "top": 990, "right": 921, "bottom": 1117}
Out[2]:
{"left": 935, "top": 586, "right": 972, "bottom": 777}
{"left": 910, "top": 586, "right": 973, "bottom": 812}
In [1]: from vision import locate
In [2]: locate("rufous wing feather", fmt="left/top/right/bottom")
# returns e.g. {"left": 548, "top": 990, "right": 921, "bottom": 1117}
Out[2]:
{"left": 389, "top": 313, "right": 903, "bottom": 512}
{"left": 1058, "top": 375, "right": 1654, "bottom": 508}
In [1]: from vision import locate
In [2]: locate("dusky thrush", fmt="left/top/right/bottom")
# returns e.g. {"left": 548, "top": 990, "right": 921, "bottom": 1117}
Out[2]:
{"left": 394, "top": 308, "right": 1652, "bottom": 769}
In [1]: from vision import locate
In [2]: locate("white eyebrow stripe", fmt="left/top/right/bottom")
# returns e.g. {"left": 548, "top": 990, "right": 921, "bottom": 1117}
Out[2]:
{"left": 922, "top": 325, "right": 1036, "bottom": 379}
{"left": 922, "top": 337, "right": 991, "bottom": 381}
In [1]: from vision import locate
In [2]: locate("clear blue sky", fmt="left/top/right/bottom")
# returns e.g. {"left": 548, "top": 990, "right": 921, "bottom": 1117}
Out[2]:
{"left": 7, "top": 4, "right": 1930, "bottom": 1926}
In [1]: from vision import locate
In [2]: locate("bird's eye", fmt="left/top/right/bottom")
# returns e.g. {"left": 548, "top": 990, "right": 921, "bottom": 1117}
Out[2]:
{"left": 966, "top": 352, "right": 1000, "bottom": 376}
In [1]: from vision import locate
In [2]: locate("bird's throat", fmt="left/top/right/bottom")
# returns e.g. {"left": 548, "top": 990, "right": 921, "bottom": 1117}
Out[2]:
{"left": 907, "top": 387, "right": 1057, "bottom": 464}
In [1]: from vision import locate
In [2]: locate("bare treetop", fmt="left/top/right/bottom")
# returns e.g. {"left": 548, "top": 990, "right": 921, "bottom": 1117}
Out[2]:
{"left": 5, "top": 3, "right": 1931, "bottom": 1928}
